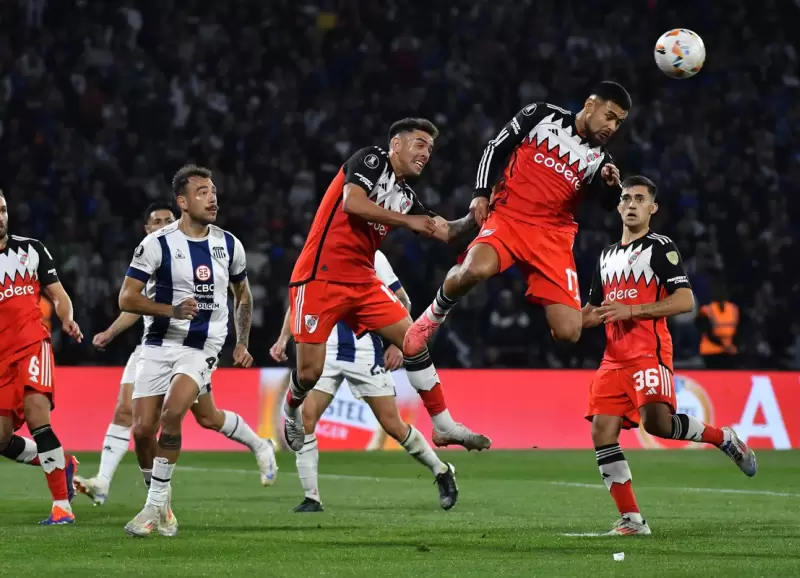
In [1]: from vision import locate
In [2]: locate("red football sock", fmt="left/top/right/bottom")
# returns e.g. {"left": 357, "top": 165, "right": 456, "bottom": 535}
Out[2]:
{"left": 418, "top": 383, "right": 447, "bottom": 417}
{"left": 31, "top": 425, "right": 69, "bottom": 502}
{"left": 701, "top": 425, "right": 724, "bottom": 446}
{"left": 610, "top": 480, "right": 640, "bottom": 515}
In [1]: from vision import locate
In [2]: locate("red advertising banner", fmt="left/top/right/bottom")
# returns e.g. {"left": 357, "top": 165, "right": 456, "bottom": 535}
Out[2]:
{"left": 29, "top": 367, "right": 800, "bottom": 451}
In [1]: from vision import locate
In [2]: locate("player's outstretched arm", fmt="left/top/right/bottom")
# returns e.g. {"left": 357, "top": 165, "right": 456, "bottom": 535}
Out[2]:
{"left": 342, "top": 183, "right": 437, "bottom": 236}
{"left": 230, "top": 278, "right": 254, "bottom": 368}
{"left": 581, "top": 304, "right": 603, "bottom": 328}
{"left": 269, "top": 307, "right": 293, "bottom": 363}
{"left": 93, "top": 312, "right": 141, "bottom": 350}
{"left": 44, "top": 281, "right": 83, "bottom": 342}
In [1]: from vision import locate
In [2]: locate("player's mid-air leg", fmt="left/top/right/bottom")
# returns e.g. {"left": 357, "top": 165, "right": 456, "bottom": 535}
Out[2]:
{"left": 639, "top": 401, "right": 757, "bottom": 477}
{"left": 404, "top": 243, "right": 499, "bottom": 356}
{"left": 191, "top": 392, "right": 277, "bottom": 486}
{"left": 379, "top": 317, "right": 490, "bottom": 451}
{"left": 74, "top": 380, "right": 134, "bottom": 505}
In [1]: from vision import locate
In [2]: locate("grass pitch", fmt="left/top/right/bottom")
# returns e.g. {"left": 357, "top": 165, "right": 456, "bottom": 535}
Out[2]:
{"left": 1, "top": 450, "right": 798, "bottom": 577}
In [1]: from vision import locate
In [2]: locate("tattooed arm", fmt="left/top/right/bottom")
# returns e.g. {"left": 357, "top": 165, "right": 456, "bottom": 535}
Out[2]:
{"left": 230, "top": 278, "right": 254, "bottom": 367}
{"left": 431, "top": 213, "right": 480, "bottom": 246}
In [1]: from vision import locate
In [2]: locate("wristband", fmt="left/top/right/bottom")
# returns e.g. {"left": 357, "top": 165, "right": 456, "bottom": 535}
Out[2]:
{"left": 472, "top": 187, "right": 491, "bottom": 199}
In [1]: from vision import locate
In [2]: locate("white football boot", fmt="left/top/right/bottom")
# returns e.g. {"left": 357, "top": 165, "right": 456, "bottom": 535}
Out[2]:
{"left": 255, "top": 438, "right": 278, "bottom": 486}
{"left": 606, "top": 516, "right": 652, "bottom": 536}
{"left": 720, "top": 427, "right": 757, "bottom": 477}
{"left": 73, "top": 475, "right": 109, "bottom": 506}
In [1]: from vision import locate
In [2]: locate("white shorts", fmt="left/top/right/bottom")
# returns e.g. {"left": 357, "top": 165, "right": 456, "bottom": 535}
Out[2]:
{"left": 121, "top": 345, "right": 142, "bottom": 385}
{"left": 132, "top": 345, "right": 216, "bottom": 400}
{"left": 315, "top": 359, "right": 395, "bottom": 400}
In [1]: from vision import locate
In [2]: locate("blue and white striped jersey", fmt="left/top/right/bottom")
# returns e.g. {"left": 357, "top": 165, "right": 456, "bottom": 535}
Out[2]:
{"left": 326, "top": 250, "right": 402, "bottom": 366}
{"left": 126, "top": 221, "right": 247, "bottom": 355}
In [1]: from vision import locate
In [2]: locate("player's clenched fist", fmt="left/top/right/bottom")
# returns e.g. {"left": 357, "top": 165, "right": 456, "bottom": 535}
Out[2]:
{"left": 232, "top": 343, "right": 253, "bottom": 368}
{"left": 172, "top": 297, "right": 199, "bottom": 320}
{"left": 406, "top": 214, "right": 438, "bottom": 236}
{"left": 270, "top": 337, "right": 289, "bottom": 363}
{"left": 63, "top": 319, "right": 83, "bottom": 342}
{"left": 469, "top": 197, "right": 489, "bottom": 227}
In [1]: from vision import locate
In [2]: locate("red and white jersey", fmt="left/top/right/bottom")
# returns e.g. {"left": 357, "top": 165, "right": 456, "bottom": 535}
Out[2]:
{"left": 290, "top": 146, "right": 431, "bottom": 286}
{"left": 588, "top": 231, "right": 692, "bottom": 371}
{"left": 0, "top": 235, "right": 59, "bottom": 357}
{"left": 475, "top": 102, "right": 617, "bottom": 233}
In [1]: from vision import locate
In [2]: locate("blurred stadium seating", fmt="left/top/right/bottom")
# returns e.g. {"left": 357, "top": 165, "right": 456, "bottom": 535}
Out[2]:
{"left": 1, "top": 0, "right": 798, "bottom": 369}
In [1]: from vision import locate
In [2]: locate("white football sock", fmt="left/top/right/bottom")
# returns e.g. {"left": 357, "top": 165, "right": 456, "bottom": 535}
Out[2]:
{"left": 145, "top": 457, "right": 174, "bottom": 508}
{"left": 220, "top": 410, "right": 264, "bottom": 453}
{"left": 98, "top": 423, "right": 130, "bottom": 484}
{"left": 400, "top": 426, "right": 448, "bottom": 476}
{"left": 296, "top": 434, "right": 320, "bottom": 502}
{"left": 12, "top": 436, "right": 38, "bottom": 463}
{"left": 141, "top": 467, "right": 152, "bottom": 488}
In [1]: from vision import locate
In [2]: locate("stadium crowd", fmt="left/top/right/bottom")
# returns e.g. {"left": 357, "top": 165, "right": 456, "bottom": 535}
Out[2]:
{"left": 1, "top": 0, "right": 798, "bottom": 369}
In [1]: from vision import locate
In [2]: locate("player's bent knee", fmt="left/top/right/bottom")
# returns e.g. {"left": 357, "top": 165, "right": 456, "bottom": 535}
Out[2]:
{"left": 159, "top": 406, "right": 185, "bottom": 432}
{"left": 641, "top": 405, "right": 673, "bottom": 438}
{"left": 132, "top": 422, "right": 157, "bottom": 443}
{"left": 459, "top": 258, "right": 496, "bottom": 286}
{"left": 297, "top": 365, "right": 323, "bottom": 388}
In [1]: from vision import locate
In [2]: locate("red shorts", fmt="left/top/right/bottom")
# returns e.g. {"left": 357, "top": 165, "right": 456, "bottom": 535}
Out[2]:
{"left": 585, "top": 360, "right": 676, "bottom": 429}
{"left": 467, "top": 211, "right": 580, "bottom": 310}
{"left": 0, "top": 340, "right": 56, "bottom": 431}
{"left": 289, "top": 278, "right": 409, "bottom": 344}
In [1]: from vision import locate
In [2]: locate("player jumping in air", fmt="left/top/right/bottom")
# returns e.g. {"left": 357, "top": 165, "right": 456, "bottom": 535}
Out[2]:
{"left": 119, "top": 165, "right": 258, "bottom": 537}
{"left": 582, "top": 175, "right": 757, "bottom": 536}
{"left": 271, "top": 251, "right": 458, "bottom": 512}
{"left": 404, "top": 82, "right": 630, "bottom": 357}
{"left": 73, "top": 202, "right": 276, "bottom": 507}
{"left": 284, "top": 118, "right": 490, "bottom": 452}
{"left": 0, "top": 189, "right": 83, "bottom": 525}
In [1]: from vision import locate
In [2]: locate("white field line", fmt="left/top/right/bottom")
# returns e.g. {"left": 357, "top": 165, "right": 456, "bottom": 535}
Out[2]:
{"left": 178, "top": 466, "right": 800, "bottom": 498}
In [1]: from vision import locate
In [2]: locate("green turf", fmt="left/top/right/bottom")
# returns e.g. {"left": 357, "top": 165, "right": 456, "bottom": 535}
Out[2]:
{"left": 2, "top": 450, "right": 799, "bottom": 577}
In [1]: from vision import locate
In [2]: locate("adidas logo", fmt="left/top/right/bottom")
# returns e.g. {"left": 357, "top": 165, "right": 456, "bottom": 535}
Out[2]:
{"left": 44, "top": 457, "right": 55, "bottom": 464}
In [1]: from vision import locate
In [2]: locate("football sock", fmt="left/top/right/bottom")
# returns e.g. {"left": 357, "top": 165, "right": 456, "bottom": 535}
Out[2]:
{"left": 296, "top": 433, "right": 320, "bottom": 502}
{"left": 403, "top": 348, "right": 456, "bottom": 431}
{"left": 400, "top": 425, "right": 449, "bottom": 476}
{"left": 141, "top": 467, "right": 152, "bottom": 488}
{"left": 596, "top": 443, "right": 642, "bottom": 523}
{"left": 286, "top": 370, "right": 309, "bottom": 412}
{"left": 424, "top": 287, "right": 457, "bottom": 324}
{"left": 146, "top": 457, "right": 174, "bottom": 508}
{"left": 671, "top": 414, "right": 725, "bottom": 446}
{"left": 98, "top": 423, "right": 131, "bottom": 484}
{"left": 31, "top": 425, "right": 70, "bottom": 510}
{"left": 1, "top": 435, "right": 40, "bottom": 465}
{"left": 220, "top": 410, "right": 264, "bottom": 453}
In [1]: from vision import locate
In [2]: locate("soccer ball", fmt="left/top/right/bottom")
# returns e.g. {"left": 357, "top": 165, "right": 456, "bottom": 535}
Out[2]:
{"left": 654, "top": 29, "right": 706, "bottom": 79}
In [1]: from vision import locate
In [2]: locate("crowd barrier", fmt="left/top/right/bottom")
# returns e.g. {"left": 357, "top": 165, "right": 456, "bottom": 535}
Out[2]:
{"left": 36, "top": 368, "right": 800, "bottom": 451}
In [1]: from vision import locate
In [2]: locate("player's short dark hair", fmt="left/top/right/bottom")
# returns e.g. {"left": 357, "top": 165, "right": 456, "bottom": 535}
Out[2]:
{"left": 171, "top": 164, "right": 212, "bottom": 197}
{"left": 143, "top": 201, "right": 175, "bottom": 222}
{"left": 621, "top": 175, "right": 658, "bottom": 199}
{"left": 389, "top": 118, "right": 439, "bottom": 142}
{"left": 592, "top": 81, "right": 632, "bottom": 111}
